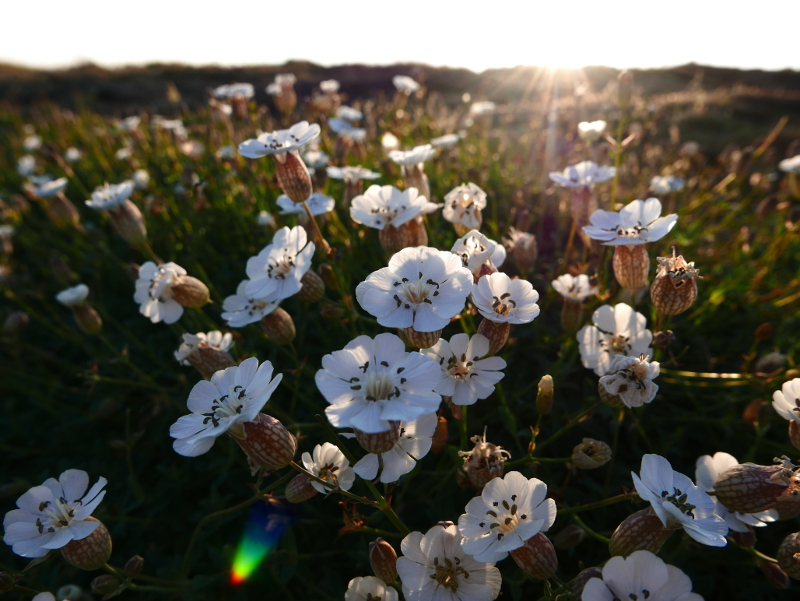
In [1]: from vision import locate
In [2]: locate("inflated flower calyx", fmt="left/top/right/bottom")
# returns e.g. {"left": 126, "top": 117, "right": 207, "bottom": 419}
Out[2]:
{"left": 613, "top": 244, "right": 650, "bottom": 291}
{"left": 107, "top": 200, "right": 148, "bottom": 247}
{"left": 609, "top": 508, "right": 677, "bottom": 557}
{"left": 713, "top": 456, "right": 800, "bottom": 514}
{"left": 354, "top": 421, "right": 402, "bottom": 454}
{"left": 285, "top": 473, "right": 317, "bottom": 503}
{"left": 229, "top": 413, "right": 297, "bottom": 470}
{"left": 378, "top": 218, "right": 428, "bottom": 255}
{"left": 757, "top": 558, "right": 791, "bottom": 589}
{"left": 650, "top": 249, "right": 701, "bottom": 316}
{"left": 61, "top": 517, "right": 113, "bottom": 570}
{"left": 369, "top": 538, "right": 398, "bottom": 583}
{"left": 510, "top": 532, "right": 558, "bottom": 579}
{"left": 400, "top": 326, "right": 441, "bottom": 349}
{"left": 459, "top": 431, "right": 510, "bottom": 488}
{"left": 572, "top": 438, "right": 612, "bottom": 469}
{"left": 553, "top": 524, "right": 586, "bottom": 549}
{"left": 170, "top": 276, "right": 211, "bottom": 308}
{"left": 274, "top": 150, "right": 313, "bottom": 204}
{"left": 777, "top": 532, "right": 800, "bottom": 580}
{"left": 260, "top": 308, "right": 296, "bottom": 345}
{"left": 294, "top": 269, "right": 326, "bottom": 303}
{"left": 430, "top": 415, "right": 449, "bottom": 454}
{"left": 536, "top": 375, "right": 554, "bottom": 415}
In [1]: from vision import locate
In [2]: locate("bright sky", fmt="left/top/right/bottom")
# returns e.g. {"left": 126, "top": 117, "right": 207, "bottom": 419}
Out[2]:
{"left": 3, "top": 1, "right": 799, "bottom": 72}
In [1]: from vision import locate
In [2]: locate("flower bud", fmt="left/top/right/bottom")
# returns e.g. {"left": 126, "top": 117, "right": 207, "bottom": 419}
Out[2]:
{"left": 294, "top": 269, "right": 325, "bottom": 303}
{"left": 571, "top": 438, "right": 612, "bottom": 469}
{"left": 91, "top": 575, "right": 123, "bottom": 597}
{"left": 552, "top": 524, "right": 585, "bottom": 549}
{"left": 230, "top": 413, "right": 297, "bottom": 470}
{"left": 726, "top": 525, "right": 757, "bottom": 548}
{"left": 459, "top": 431, "right": 510, "bottom": 489}
{"left": 369, "top": 538, "right": 398, "bottom": 583}
{"left": 613, "top": 244, "right": 650, "bottom": 291}
{"left": 73, "top": 303, "right": 103, "bottom": 335}
{"left": 536, "top": 375, "right": 554, "bottom": 415}
{"left": 378, "top": 219, "right": 427, "bottom": 255}
{"left": 573, "top": 567, "right": 603, "bottom": 597}
{"left": 758, "top": 558, "right": 791, "bottom": 589}
{"left": 2, "top": 310, "right": 29, "bottom": 335}
{"left": 431, "top": 415, "right": 448, "bottom": 454}
{"left": 107, "top": 200, "right": 147, "bottom": 247}
{"left": 49, "top": 192, "right": 84, "bottom": 231}
{"left": 777, "top": 532, "right": 800, "bottom": 580}
{"left": 124, "top": 555, "right": 144, "bottom": 578}
{"left": 476, "top": 319, "right": 511, "bottom": 355}
{"left": 61, "top": 517, "right": 113, "bottom": 570}
{"left": 170, "top": 276, "right": 210, "bottom": 308}
{"left": 354, "top": 421, "right": 402, "bottom": 454}
{"left": 260, "top": 307, "right": 296, "bottom": 345}
{"left": 285, "top": 473, "right": 317, "bottom": 503}
{"left": 650, "top": 250, "right": 701, "bottom": 316}
{"left": 714, "top": 457, "right": 800, "bottom": 514}
{"left": 273, "top": 151, "right": 312, "bottom": 204}
{"left": 510, "top": 533, "right": 558, "bottom": 580}
{"left": 399, "top": 326, "right": 441, "bottom": 349}
{"left": 49, "top": 255, "right": 76, "bottom": 286}
{"left": 609, "top": 508, "right": 677, "bottom": 557}
{"left": 618, "top": 69, "right": 633, "bottom": 109}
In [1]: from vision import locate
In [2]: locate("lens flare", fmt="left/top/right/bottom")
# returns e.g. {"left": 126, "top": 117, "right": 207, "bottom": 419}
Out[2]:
{"left": 230, "top": 500, "right": 292, "bottom": 586}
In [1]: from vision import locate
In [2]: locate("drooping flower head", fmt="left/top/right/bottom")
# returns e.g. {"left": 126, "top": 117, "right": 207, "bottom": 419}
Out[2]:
{"left": 443, "top": 183, "right": 487, "bottom": 231}
{"left": 422, "top": 333, "right": 507, "bottom": 406}
{"left": 598, "top": 354, "right": 660, "bottom": 408}
{"left": 632, "top": 454, "right": 728, "bottom": 547}
{"left": 577, "top": 303, "right": 653, "bottom": 376}
{"left": 245, "top": 226, "right": 315, "bottom": 301}
{"left": 397, "top": 522, "right": 502, "bottom": 601}
{"left": 133, "top": 261, "right": 187, "bottom": 324}
{"left": 221, "top": 281, "right": 281, "bottom": 327}
{"left": 356, "top": 246, "right": 473, "bottom": 332}
{"left": 85, "top": 181, "right": 135, "bottom": 211}
{"left": 551, "top": 274, "right": 597, "bottom": 302}
{"left": 583, "top": 198, "right": 678, "bottom": 246}
{"left": 458, "top": 471, "right": 557, "bottom": 563}
{"left": 549, "top": 161, "right": 616, "bottom": 188}
{"left": 315, "top": 333, "right": 442, "bottom": 434}
{"left": 472, "top": 272, "right": 540, "bottom": 325}
{"left": 238, "top": 121, "right": 321, "bottom": 160}
{"left": 170, "top": 358, "right": 282, "bottom": 457}
{"left": 350, "top": 185, "right": 438, "bottom": 230}
{"left": 3, "top": 470, "right": 106, "bottom": 558}
{"left": 56, "top": 284, "right": 89, "bottom": 307}
{"left": 302, "top": 442, "right": 355, "bottom": 493}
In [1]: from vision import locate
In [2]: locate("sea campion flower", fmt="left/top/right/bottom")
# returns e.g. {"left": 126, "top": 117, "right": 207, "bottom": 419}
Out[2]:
{"left": 778, "top": 155, "right": 800, "bottom": 173}
{"left": 443, "top": 183, "right": 487, "bottom": 235}
{"left": 302, "top": 442, "right": 355, "bottom": 493}
{"left": 64, "top": 147, "right": 82, "bottom": 163}
{"left": 598, "top": 354, "right": 660, "bottom": 408}
{"left": 392, "top": 75, "right": 420, "bottom": 94}
{"left": 315, "top": 333, "right": 442, "bottom": 433}
{"left": 650, "top": 175, "right": 686, "bottom": 194}
{"left": 450, "top": 230, "right": 502, "bottom": 279}
{"left": 221, "top": 281, "right": 281, "bottom": 327}
{"left": 650, "top": 249, "right": 701, "bottom": 316}
{"left": 245, "top": 226, "right": 315, "bottom": 301}
{"left": 170, "top": 357, "right": 283, "bottom": 457}
{"left": 302, "top": 148, "right": 329, "bottom": 170}
{"left": 503, "top": 228, "right": 537, "bottom": 274}
{"left": 422, "top": 333, "right": 507, "bottom": 406}
{"left": 213, "top": 83, "right": 254, "bottom": 99}
{"left": 56, "top": 284, "right": 89, "bottom": 307}
{"left": 85, "top": 181, "right": 147, "bottom": 246}
{"left": 552, "top": 273, "right": 597, "bottom": 331}
{"left": 632, "top": 454, "right": 728, "bottom": 547}
{"left": 581, "top": 550, "right": 704, "bottom": 601}
{"left": 431, "top": 133, "right": 461, "bottom": 148}
{"left": 352, "top": 413, "right": 438, "bottom": 483}
{"left": 320, "top": 79, "right": 340, "bottom": 93}
{"left": 3, "top": 470, "right": 107, "bottom": 558}
{"left": 577, "top": 120, "right": 607, "bottom": 142}
{"left": 31, "top": 178, "right": 68, "bottom": 198}
{"left": 695, "top": 452, "right": 778, "bottom": 532}
{"left": 458, "top": 471, "right": 556, "bottom": 563}
{"left": 469, "top": 101, "right": 496, "bottom": 116}
{"left": 329, "top": 118, "right": 367, "bottom": 141}
{"left": 460, "top": 431, "right": 511, "bottom": 488}
{"left": 472, "top": 272, "right": 540, "bottom": 354}
{"left": 133, "top": 262, "right": 187, "bottom": 324}
{"left": 576, "top": 303, "right": 653, "bottom": 376}
{"left": 336, "top": 105, "right": 363, "bottom": 122}
{"left": 328, "top": 165, "right": 380, "bottom": 207}
{"left": 355, "top": 246, "right": 472, "bottom": 335}
{"left": 345, "top": 576, "right": 398, "bottom": 601}
{"left": 549, "top": 161, "right": 616, "bottom": 188}
{"left": 277, "top": 193, "right": 334, "bottom": 217}
{"left": 175, "top": 331, "right": 236, "bottom": 379}
{"left": 56, "top": 284, "right": 102, "bottom": 335}
{"left": 396, "top": 522, "right": 502, "bottom": 601}
{"left": 266, "top": 73, "right": 297, "bottom": 114}
{"left": 389, "top": 145, "right": 436, "bottom": 201}
{"left": 17, "top": 155, "right": 35, "bottom": 176}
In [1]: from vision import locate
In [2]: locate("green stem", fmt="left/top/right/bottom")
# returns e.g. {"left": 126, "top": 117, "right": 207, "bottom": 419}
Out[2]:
{"left": 557, "top": 492, "right": 640, "bottom": 517}
{"left": 534, "top": 402, "right": 601, "bottom": 453}
{"left": 572, "top": 514, "right": 610, "bottom": 544}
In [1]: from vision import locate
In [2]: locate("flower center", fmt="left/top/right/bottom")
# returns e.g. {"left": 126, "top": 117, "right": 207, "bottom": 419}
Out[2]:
{"left": 36, "top": 497, "right": 76, "bottom": 534}
{"left": 267, "top": 251, "right": 296, "bottom": 279}
{"left": 603, "top": 333, "right": 630, "bottom": 354}
{"left": 202, "top": 384, "right": 247, "bottom": 427}
{"left": 392, "top": 274, "right": 441, "bottom": 308}
{"left": 444, "top": 352, "right": 479, "bottom": 380}
{"left": 660, "top": 487, "right": 697, "bottom": 518}
{"left": 364, "top": 372, "right": 396, "bottom": 401}
{"left": 491, "top": 293, "right": 516, "bottom": 316}
{"left": 317, "top": 462, "right": 340, "bottom": 484}
{"left": 431, "top": 556, "right": 468, "bottom": 591}
{"left": 476, "top": 493, "right": 530, "bottom": 541}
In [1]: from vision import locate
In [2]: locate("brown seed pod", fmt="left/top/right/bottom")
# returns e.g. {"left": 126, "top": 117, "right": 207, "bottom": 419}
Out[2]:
{"left": 713, "top": 459, "right": 800, "bottom": 514}
{"left": 476, "top": 319, "right": 511, "bottom": 355}
{"left": 61, "top": 518, "right": 112, "bottom": 571}
{"left": 430, "top": 415, "right": 449, "bottom": 454}
{"left": 510, "top": 533, "right": 558, "bottom": 580}
{"left": 230, "top": 413, "right": 297, "bottom": 470}
{"left": 650, "top": 250, "right": 701, "bottom": 316}
{"left": 571, "top": 438, "right": 612, "bottom": 469}
{"left": 609, "top": 507, "right": 677, "bottom": 557}
{"left": 260, "top": 307, "right": 296, "bottom": 345}
{"left": 294, "top": 269, "right": 326, "bottom": 303}
{"left": 612, "top": 244, "right": 650, "bottom": 291}
{"left": 369, "top": 538, "right": 398, "bottom": 583}
{"left": 273, "top": 150, "right": 311, "bottom": 204}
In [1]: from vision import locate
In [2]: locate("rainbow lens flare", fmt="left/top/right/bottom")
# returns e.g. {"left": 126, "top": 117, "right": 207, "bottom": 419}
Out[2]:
{"left": 230, "top": 500, "right": 292, "bottom": 586}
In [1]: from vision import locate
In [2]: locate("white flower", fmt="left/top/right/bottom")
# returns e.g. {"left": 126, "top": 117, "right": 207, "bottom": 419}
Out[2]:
{"left": 469, "top": 101, "right": 496, "bottom": 116}
{"left": 381, "top": 132, "right": 400, "bottom": 153}
{"left": 28, "top": 175, "right": 52, "bottom": 186}
{"left": 772, "top": 378, "right": 800, "bottom": 424}
{"left": 32, "top": 594, "right": 56, "bottom": 601}
{"left": 443, "top": 183, "right": 487, "bottom": 230}
{"left": 327, "top": 166, "right": 380, "bottom": 182}
{"left": 356, "top": 246, "right": 473, "bottom": 332}
{"left": 431, "top": 133, "right": 461, "bottom": 148}
{"left": 472, "top": 273, "right": 540, "bottom": 325}
{"left": 277, "top": 193, "right": 334, "bottom": 216}
{"left": 576, "top": 303, "right": 653, "bottom": 376}
{"left": 256, "top": 210, "right": 275, "bottom": 227}
{"left": 0, "top": 225, "right": 14, "bottom": 238}
{"left": 581, "top": 550, "right": 704, "bottom": 601}
{"left": 458, "top": 471, "right": 556, "bottom": 563}
{"left": 23, "top": 135, "right": 42, "bottom": 152}
{"left": 632, "top": 454, "right": 728, "bottom": 547}
{"left": 133, "top": 169, "right": 150, "bottom": 190}
{"left": 216, "top": 145, "right": 236, "bottom": 160}
{"left": 650, "top": 175, "right": 685, "bottom": 194}
{"left": 393, "top": 75, "right": 420, "bottom": 94}
{"left": 238, "top": 121, "right": 321, "bottom": 159}
{"left": 350, "top": 185, "right": 439, "bottom": 230}
{"left": 275, "top": 73, "right": 296, "bottom": 86}
{"left": 598, "top": 354, "right": 660, "bottom": 407}
{"left": 170, "top": 358, "right": 282, "bottom": 457}
{"left": 213, "top": 82, "right": 254, "bottom": 99}
{"left": 577, "top": 120, "right": 607, "bottom": 142}
{"left": 397, "top": 522, "right": 502, "bottom": 601}
{"left": 265, "top": 82, "right": 281, "bottom": 95}
{"left": 549, "top": 161, "right": 616, "bottom": 188}
{"left": 221, "top": 281, "right": 280, "bottom": 327}
{"left": 451, "top": 230, "right": 497, "bottom": 273}
{"left": 152, "top": 116, "right": 185, "bottom": 131}
{"left": 320, "top": 79, "right": 340, "bottom": 93}
{"left": 302, "top": 442, "right": 355, "bottom": 493}
{"left": 389, "top": 144, "right": 436, "bottom": 167}
{"left": 551, "top": 274, "right": 597, "bottom": 302}
{"left": 695, "top": 452, "right": 778, "bottom": 532}
{"left": 85, "top": 181, "right": 135, "bottom": 210}
{"left": 180, "top": 140, "right": 205, "bottom": 158}
{"left": 17, "top": 155, "right": 35, "bottom": 176}
{"left": 315, "top": 333, "right": 442, "bottom": 433}
{"left": 56, "top": 284, "right": 89, "bottom": 307}
{"left": 3, "top": 470, "right": 106, "bottom": 558}
{"left": 245, "top": 226, "right": 315, "bottom": 300}
{"left": 353, "top": 413, "right": 438, "bottom": 483}
{"left": 32, "top": 177, "right": 69, "bottom": 198}
{"left": 329, "top": 118, "right": 367, "bottom": 141}
{"left": 779, "top": 155, "right": 800, "bottom": 174}
{"left": 302, "top": 149, "right": 329, "bottom": 169}
{"left": 345, "top": 576, "right": 398, "bottom": 601}
{"left": 175, "top": 331, "right": 234, "bottom": 365}
{"left": 422, "top": 333, "right": 506, "bottom": 406}
{"left": 336, "top": 105, "right": 363, "bottom": 122}
{"left": 133, "top": 261, "right": 186, "bottom": 324}
{"left": 115, "top": 147, "right": 132, "bottom": 160}
{"left": 116, "top": 116, "right": 140, "bottom": 131}
{"left": 64, "top": 148, "right": 82, "bottom": 163}
{"left": 582, "top": 198, "right": 678, "bottom": 246}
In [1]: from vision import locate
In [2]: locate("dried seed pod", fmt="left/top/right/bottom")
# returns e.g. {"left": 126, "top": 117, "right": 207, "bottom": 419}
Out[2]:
{"left": 777, "top": 532, "right": 800, "bottom": 580}
{"left": 459, "top": 430, "right": 510, "bottom": 489}
{"left": 609, "top": 507, "right": 677, "bottom": 557}
{"left": 399, "top": 326, "right": 441, "bottom": 349}
{"left": 612, "top": 244, "right": 650, "bottom": 291}
{"left": 354, "top": 421, "right": 402, "bottom": 454}
{"left": 571, "top": 438, "right": 612, "bottom": 469}
{"left": 369, "top": 538, "right": 398, "bottom": 583}
{"left": 650, "top": 250, "right": 701, "bottom": 316}
{"left": 317, "top": 262, "right": 337, "bottom": 288}
{"left": 714, "top": 457, "right": 800, "bottom": 514}
{"left": 230, "top": 413, "right": 297, "bottom": 470}
{"left": 170, "top": 276, "right": 211, "bottom": 308}
{"left": 789, "top": 421, "right": 800, "bottom": 452}
{"left": 285, "top": 473, "right": 317, "bottom": 503}
{"left": 272, "top": 150, "right": 312, "bottom": 204}
{"left": 49, "top": 192, "right": 84, "bottom": 232}
{"left": 61, "top": 518, "right": 112, "bottom": 570}
{"left": 476, "top": 318, "right": 511, "bottom": 355}
{"left": 260, "top": 307, "right": 296, "bottom": 345}
{"left": 510, "top": 533, "right": 558, "bottom": 580}
{"left": 294, "top": 269, "right": 325, "bottom": 303}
